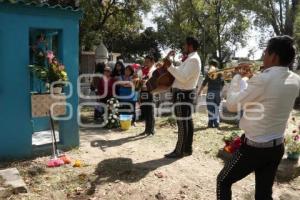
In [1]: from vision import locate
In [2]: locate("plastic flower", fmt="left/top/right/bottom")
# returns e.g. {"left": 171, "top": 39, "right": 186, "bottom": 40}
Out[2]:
{"left": 59, "top": 64, "right": 65, "bottom": 71}
{"left": 46, "top": 51, "right": 55, "bottom": 62}
{"left": 286, "top": 133, "right": 300, "bottom": 153}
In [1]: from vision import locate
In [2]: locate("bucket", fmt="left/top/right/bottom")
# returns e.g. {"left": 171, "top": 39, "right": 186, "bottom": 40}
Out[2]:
{"left": 120, "top": 114, "right": 132, "bottom": 131}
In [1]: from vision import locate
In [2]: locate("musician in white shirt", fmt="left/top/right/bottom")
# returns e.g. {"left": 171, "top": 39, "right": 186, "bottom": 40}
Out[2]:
{"left": 139, "top": 55, "right": 157, "bottom": 136}
{"left": 164, "top": 36, "right": 201, "bottom": 158}
{"left": 217, "top": 36, "right": 300, "bottom": 200}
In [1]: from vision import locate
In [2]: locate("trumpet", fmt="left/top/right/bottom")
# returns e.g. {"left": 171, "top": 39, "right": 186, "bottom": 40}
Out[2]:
{"left": 208, "top": 63, "right": 260, "bottom": 80}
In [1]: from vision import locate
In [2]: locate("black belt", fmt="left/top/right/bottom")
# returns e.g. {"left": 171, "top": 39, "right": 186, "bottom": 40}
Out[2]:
{"left": 172, "top": 88, "right": 195, "bottom": 93}
{"left": 242, "top": 135, "right": 284, "bottom": 148}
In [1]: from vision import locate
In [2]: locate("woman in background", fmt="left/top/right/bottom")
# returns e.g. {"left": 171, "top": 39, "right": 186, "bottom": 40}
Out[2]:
{"left": 112, "top": 61, "right": 125, "bottom": 79}
{"left": 118, "top": 65, "right": 137, "bottom": 126}
{"left": 97, "top": 66, "right": 117, "bottom": 121}
{"left": 91, "top": 63, "right": 105, "bottom": 120}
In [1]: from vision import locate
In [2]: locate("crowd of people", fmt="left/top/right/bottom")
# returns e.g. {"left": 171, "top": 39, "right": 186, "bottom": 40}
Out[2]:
{"left": 90, "top": 55, "right": 158, "bottom": 133}
{"left": 89, "top": 35, "right": 300, "bottom": 200}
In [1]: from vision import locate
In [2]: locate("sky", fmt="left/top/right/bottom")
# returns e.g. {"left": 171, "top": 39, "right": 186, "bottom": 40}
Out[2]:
{"left": 142, "top": 12, "right": 265, "bottom": 60}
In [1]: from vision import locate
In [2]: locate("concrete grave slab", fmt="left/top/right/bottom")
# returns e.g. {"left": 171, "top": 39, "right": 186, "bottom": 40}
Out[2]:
{"left": 0, "top": 168, "right": 27, "bottom": 198}
{"left": 276, "top": 158, "right": 300, "bottom": 182}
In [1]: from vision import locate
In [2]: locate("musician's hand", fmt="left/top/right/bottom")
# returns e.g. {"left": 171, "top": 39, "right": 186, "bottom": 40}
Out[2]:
{"left": 156, "top": 63, "right": 163, "bottom": 68}
{"left": 246, "top": 72, "right": 254, "bottom": 79}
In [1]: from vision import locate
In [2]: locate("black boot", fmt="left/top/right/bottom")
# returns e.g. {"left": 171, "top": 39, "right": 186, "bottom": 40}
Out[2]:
{"left": 164, "top": 151, "right": 183, "bottom": 159}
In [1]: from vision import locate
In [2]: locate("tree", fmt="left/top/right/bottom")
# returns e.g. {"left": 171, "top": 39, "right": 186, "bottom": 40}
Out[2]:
{"left": 108, "top": 27, "right": 162, "bottom": 62}
{"left": 239, "top": 0, "right": 299, "bottom": 36}
{"left": 154, "top": 0, "right": 250, "bottom": 69}
{"left": 79, "top": 0, "right": 153, "bottom": 51}
{"left": 26, "top": 0, "right": 78, "bottom": 7}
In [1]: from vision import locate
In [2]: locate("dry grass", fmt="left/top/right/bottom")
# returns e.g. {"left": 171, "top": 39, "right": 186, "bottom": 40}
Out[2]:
{"left": 1, "top": 111, "right": 299, "bottom": 200}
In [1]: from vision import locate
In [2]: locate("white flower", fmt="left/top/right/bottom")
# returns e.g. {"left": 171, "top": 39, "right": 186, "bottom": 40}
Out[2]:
{"left": 111, "top": 119, "right": 115, "bottom": 123}
{"left": 105, "top": 120, "right": 108, "bottom": 124}
{"left": 110, "top": 101, "right": 113, "bottom": 104}
{"left": 113, "top": 115, "right": 117, "bottom": 119}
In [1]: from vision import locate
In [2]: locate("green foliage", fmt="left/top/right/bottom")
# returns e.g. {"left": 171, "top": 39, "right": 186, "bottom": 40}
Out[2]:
{"left": 154, "top": 0, "right": 250, "bottom": 67}
{"left": 48, "top": 63, "right": 68, "bottom": 84}
{"left": 109, "top": 27, "right": 162, "bottom": 62}
{"left": 79, "top": 0, "right": 153, "bottom": 51}
{"left": 294, "top": 4, "right": 300, "bottom": 50}
{"left": 239, "top": 0, "right": 299, "bottom": 36}
{"left": 29, "top": 65, "right": 49, "bottom": 82}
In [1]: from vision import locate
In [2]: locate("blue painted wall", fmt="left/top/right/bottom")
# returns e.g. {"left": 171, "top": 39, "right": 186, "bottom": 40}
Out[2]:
{"left": 0, "top": 3, "right": 81, "bottom": 160}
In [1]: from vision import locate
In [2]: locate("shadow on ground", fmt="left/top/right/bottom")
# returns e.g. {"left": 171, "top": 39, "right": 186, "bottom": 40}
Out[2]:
{"left": 87, "top": 157, "right": 177, "bottom": 195}
{"left": 90, "top": 135, "right": 147, "bottom": 151}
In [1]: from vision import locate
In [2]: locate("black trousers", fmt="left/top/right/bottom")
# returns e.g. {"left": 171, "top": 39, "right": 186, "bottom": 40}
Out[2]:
{"left": 217, "top": 138, "right": 284, "bottom": 200}
{"left": 140, "top": 91, "right": 155, "bottom": 134}
{"left": 173, "top": 89, "right": 196, "bottom": 154}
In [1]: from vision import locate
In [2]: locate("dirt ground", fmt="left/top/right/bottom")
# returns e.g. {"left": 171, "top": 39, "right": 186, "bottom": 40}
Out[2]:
{"left": 1, "top": 111, "right": 300, "bottom": 200}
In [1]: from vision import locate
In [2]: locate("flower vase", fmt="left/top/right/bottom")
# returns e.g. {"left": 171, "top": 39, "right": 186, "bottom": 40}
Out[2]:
{"left": 287, "top": 152, "right": 300, "bottom": 161}
{"left": 53, "top": 87, "right": 62, "bottom": 94}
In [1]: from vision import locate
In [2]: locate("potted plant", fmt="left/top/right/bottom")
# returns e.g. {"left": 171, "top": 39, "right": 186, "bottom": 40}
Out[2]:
{"left": 285, "top": 129, "right": 300, "bottom": 161}
{"left": 48, "top": 57, "right": 68, "bottom": 94}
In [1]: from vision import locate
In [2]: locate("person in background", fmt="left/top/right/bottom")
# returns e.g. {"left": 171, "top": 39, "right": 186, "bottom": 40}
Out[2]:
{"left": 198, "top": 64, "right": 224, "bottom": 128}
{"left": 139, "top": 55, "right": 156, "bottom": 136}
{"left": 91, "top": 62, "right": 105, "bottom": 120}
{"left": 217, "top": 36, "right": 300, "bottom": 200}
{"left": 112, "top": 61, "right": 125, "bottom": 79}
{"left": 97, "top": 66, "right": 116, "bottom": 120}
{"left": 118, "top": 65, "right": 137, "bottom": 126}
{"left": 228, "top": 63, "right": 253, "bottom": 121}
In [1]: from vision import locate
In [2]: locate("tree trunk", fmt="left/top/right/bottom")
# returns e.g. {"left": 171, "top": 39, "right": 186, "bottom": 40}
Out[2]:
{"left": 284, "top": 0, "right": 299, "bottom": 36}
{"left": 216, "top": 0, "right": 223, "bottom": 68}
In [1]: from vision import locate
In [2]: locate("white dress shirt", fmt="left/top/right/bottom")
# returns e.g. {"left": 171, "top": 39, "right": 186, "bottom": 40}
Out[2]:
{"left": 168, "top": 52, "right": 201, "bottom": 90}
{"left": 240, "top": 77, "right": 249, "bottom": 91}
{"left": 226, "top": 66, "right": 300, "bottom": 143}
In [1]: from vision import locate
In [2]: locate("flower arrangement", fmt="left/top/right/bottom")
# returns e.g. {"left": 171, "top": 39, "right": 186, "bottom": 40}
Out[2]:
{"left": 285, "top": 126, "right": 300, "bottom": 160}
{"left": 105, "top": 97, "right": 120, "bottom": 129}
{"left": 223, "top": 131, "right": 242, "bottom": 154}
{"left": 29, "top": 50, "right": 68, "bottom": 92}
{"left": 48, "top": 57, "right": 68, "bottom": 86}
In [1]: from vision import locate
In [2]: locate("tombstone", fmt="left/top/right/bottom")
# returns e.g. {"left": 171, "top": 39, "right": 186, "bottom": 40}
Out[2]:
{"left": 0, "top": 1, "right": 81, "bottom": 160}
